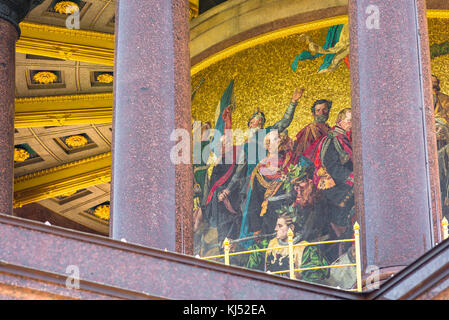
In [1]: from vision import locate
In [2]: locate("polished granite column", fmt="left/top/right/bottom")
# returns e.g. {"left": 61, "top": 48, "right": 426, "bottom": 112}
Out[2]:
{"left": 0, "top": 0, "right": 44, "bottom": 215}
{"left": 111, "top": 1, "right": 193, "bottom": 254}
{"left": 349, "top": 0, "right": 439, "bottom": 277}
{"left": 0, "top": 19, "right": 17, "bottom": 216}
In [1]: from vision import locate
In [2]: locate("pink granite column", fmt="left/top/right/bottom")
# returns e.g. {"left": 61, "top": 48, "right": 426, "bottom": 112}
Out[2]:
{"left": 0, "top": 19, "right": 18, "bottom": 215}
{"left": 349, "top": 0, "right": 440, "bottom": 276}
{"left": 111, "top": 0, "right": 193, "bottom": 254}
{"left": 0, "top": 0, "right": 45, "bottom": 215}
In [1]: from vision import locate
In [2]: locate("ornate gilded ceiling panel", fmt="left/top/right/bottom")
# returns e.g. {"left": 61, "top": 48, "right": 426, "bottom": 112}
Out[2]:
{"left": 14, "top": 123, "right": 111, "bottom": 177}
{"left": 15, "top": 52, "right": 113, "bottom": 97}
{"left": 38, "top": 182, "right": 111, "bottom": 234}
{"left": 23, "top": 0, "right": 115, "bottom": 34}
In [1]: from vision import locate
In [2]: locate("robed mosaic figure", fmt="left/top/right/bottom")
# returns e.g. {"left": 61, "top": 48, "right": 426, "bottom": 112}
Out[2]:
{"left": 304, "top": 108, "right": 354, "bottom": 262}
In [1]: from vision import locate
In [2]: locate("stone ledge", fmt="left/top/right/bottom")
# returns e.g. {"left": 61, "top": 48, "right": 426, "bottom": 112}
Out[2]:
{"left": 0, "top": 214, "right": 360, "bottom": 300}
{"left": 0, "top": 261, "right": 159, "bottom": 300}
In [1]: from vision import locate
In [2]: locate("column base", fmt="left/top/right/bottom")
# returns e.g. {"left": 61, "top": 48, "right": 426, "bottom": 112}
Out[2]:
{"left": 361, "top": 266, "right": 406, "bottom": 291}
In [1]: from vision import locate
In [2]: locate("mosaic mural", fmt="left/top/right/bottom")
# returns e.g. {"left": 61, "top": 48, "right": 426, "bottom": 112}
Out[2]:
{"left": 190, "top": 19, "right": 449, "bottom": 290}
{"left": 191, "top": 24, "right": 356, "bottom": 289}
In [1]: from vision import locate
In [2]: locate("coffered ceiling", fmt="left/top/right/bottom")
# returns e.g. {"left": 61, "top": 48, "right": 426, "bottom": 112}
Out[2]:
{"left": 12, "top": 0, "right": 202, "bottom": 235}
{"left": 24, "top": 0, "right": 115, "bottom": 34}
{"left": 13, "top": 0, "right": 116, "bottom": 235}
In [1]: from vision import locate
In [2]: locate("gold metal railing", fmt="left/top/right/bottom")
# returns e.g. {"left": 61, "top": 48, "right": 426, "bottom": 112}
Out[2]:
{"left": 202, "top": 222, "right": 363, "bottom": 292}
{"left": 442, "top": 217, "right": 448, "bottom": 240}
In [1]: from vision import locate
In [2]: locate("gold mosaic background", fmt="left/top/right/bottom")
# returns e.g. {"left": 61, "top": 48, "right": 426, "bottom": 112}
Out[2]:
{"left": 429, "top": 18, "right": 449, "bottom": 94}
{"left": 191, "top": 19, "right": 449, "bottom": 137}
{"left": 191, "top": 27, "right": 350, "bottom": 137}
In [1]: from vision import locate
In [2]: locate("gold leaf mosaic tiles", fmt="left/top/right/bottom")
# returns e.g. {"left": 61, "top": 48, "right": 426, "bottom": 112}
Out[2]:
{"left": 429, "top": 19, "right": 449, "bottom": 94}
{"left": 191, "top": 27, "right": 351, "bottom": 138}
{"left": 428, "top": 18, "right": 449, "bottom": 45}
{"left": 192, "top": 19, "right": 449, "bottom": 137}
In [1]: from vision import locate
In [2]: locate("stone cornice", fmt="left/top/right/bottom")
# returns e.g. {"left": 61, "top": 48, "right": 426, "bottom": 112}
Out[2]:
{"left": 15, "top": 93, "right": 113, "bottom": 127}
{"left": 13, "top": 166, "right": 111, "bottom": 208}
{"left": 16, "top": 22, "right": 114, "bottom": 65}
{"left": 14, "top": 152, "right": 111, "bottom": 184}
{"left": 14, "top": 108, "right": 113, "bottom": 127}
{"left": 13, "top": 152, "right": 111, "bottom": 208}
{"left": 16, "top": 92, "right": 112, "bottom": 104}
{"left": 19, "top": 21, "right": 115, "bottom": 41}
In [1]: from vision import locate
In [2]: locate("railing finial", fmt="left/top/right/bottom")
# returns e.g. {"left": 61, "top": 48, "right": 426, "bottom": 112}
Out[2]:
{"left": 442, "top": 217, "right": 448, "bottom": 240}
{"left": 223, "top": 238, "right": 230, "bottom": 266}
{"left": 287, "top": 228, "right": 295, "bottom": 279}
{"left": 353, "top": 221, "right": 362, "bottom": 292}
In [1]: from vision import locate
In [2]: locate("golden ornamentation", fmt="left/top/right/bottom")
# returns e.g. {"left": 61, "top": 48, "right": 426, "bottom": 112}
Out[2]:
{"left": 14, "top": 152, "right": 111, "bottom": 184}
{"left": 96, "top": 73, "right": 114, "bottom": 84}
{"left": 13, "top": 166, "right": 111, "bottom": 208}
{"left": 13, "top": 151, "right": 111, "bottom": 208}
{"left": 54, "top": 1, "right": 79, "bottom": 15}
{"left": 14, "top": 148, "right": 30, "bottom": 162}
{"left": 443, "top": 217, "right": 449, "bottom": 240}
{"left": 15, "top": 93, "right": 114, "bottom": 128}
{"left": 65, "top": 135, "right": 88, "bottom": 148}
{"left": 16, "top": 92, "right": 113, "bottom": 104}
{"left": 189, "top": 0, "right": 199, "bottom": 19}
{"left": 316, "top": 167, "right": 336, "bottom": 190}
{"left": 94, "top": 205, "right": 110, "bottom": 220}
{"left": 189, "top": 7, "right": 197, "bottom": 20}
{"left": 19, "top": 22, "right": 115, "bottom": 45}
{"left": 428, "top": 9, "right": 449, "bottom": 19}
{"left": 19, "top": 22, "right": 115, "bottom": 41}
{"left": 60, "top": 190, "right": 77, "bottom": 197}
{"left": 16, "top": 22, "right": 115, "bottom": 66}
{"left": 32, "top": 71, "right": 58, "bottom": 84}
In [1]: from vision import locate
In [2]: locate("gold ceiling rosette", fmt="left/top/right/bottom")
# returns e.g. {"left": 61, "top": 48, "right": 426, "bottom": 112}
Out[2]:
{"left": 94, "top": 205, "right": 110, "bottom": 220}
{"left": 53, "top": 1, "right": 80, "bottom": 15}
{"left": 33, "top": 71, "right": 58, "bottom": 84}
{"left": 14, "top": 148, "right": 30, "bottom": 162}
{"left": 96, "top": 73, "right": 114, "bottom": 84}
{"left": 65, "top": 135, "right": 88, "bottom": 148}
